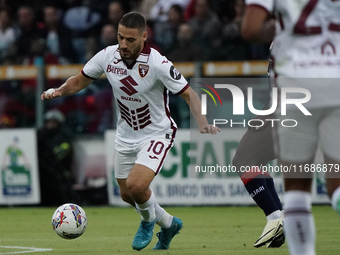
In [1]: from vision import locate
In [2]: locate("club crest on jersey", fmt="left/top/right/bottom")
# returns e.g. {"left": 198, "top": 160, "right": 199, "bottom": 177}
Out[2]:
{"left": 170, "top": 65, "right": 181, "bottom": 80}
{"left": 138, "top": 64, "right": 149, "bottom": 78}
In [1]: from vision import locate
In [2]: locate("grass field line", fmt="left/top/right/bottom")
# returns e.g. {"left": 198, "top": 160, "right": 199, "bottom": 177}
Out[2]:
{"left": 0, "top": 246, "right": 52, "bottom": 254}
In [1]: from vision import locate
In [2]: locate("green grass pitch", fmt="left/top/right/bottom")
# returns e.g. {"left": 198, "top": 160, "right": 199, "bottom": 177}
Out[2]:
{"left": 0, "top": 206, "right": 339, "bottom": 254}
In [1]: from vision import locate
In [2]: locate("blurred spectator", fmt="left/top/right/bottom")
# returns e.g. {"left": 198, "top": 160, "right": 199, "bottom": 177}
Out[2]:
{"left": 21, "top": 37, "right": 61, "bottom": 92}
{"left": 54, "top": 80, "right": 114, "bottom": 134}
{"left": 106, "top": 1, "right": 126, "bottom": 30}
{"left": 2, "top": 0, "right": 45, "bottom": 12}
{"left": 37, "top": 109, "right": 75, "bottom": 206}
{"left": 15, "top": 5, "right": 45, "bottom": 61}
{"left": 188, "top": 0, "right": 221, "bottom": 60}
{"left": 184, "top": 0, "right": 234, "bottom": 22}
{"left": 219, "top": 0, "right": 251, "bottom": 60}
{"left": 60, "top": 0, "right": 83, "bottom": 11}
{"left": 0, "top": 9, "right": 17, "bottom": 64}
{"left": 167, "top": 23, "right": 201, "bottom": 62}
{"left": 0, "top": 114, "right": 16, "bottom": 128}
{"left": 183, "top": 0, "right": 196, "bottom": 21}
{"left": 1, "top": 88, "right": 35, "bottom": 127}
{"left": 153, "top": 4, "right": 183, "bottom": 55}
{"left": 62, "top": 0, "right": 102, "bottom": 63}
{"left": 85, "top": 36, "right": 98, "bottom": 62}
{"left": 42, "top": 5, "right": 76, "bottom": 63}
{"left": 146, "top": 25, "right": 162, "bottom": 53}
{"left": 131, "top": 0, "right": 158, "bottom": 20}
{"left": 22, "top": 38, "right": 52, "bottom": 66}
{"left": 99, "top": 23, "right": 118, "bottom": 49}
{"left": 149, "top": 0, "right": 190, "bottom": 22}
{"left": 81, "top": 0, "right": 122, "bottom": 20}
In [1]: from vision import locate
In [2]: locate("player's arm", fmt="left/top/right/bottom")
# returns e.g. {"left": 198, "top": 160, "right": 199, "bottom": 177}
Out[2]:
{"left": 241, "top": 5, "right": 274, "bottom": 43}
{"left": 180, "top": 86, "right": 220, "bottom": 135}
{"left": 41, "top": 72, "right": 94, "bottom": 100}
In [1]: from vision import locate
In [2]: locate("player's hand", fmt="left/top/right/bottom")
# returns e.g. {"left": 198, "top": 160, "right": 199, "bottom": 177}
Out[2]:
{"left": 41, "top": 88, "right": 61, "bottom": 100}
{"left": 199, "top": 124, "right": 220, "bottom": 135}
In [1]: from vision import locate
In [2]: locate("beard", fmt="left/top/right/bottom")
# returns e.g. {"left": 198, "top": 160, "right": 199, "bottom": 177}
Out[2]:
{"left": 120, "top": 44, "right": 143, "bottom": 61}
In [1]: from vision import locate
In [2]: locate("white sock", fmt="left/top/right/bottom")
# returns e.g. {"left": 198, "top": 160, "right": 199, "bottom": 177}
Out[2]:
{"left": 152, "top": 191, "right": 173, "bottom": 228}
{"left": 331, "top": 186, "right": 340, "bottom": 211}
{"left": 284, "top": 191, "right": 316, "bottom": 255}
{"left": 156, "top": 209, "right": 173, "bottom": 229}
{"left": 266, "top": 210, "right": 282, "bottom": 220}
{"left": 135, "top": 194, "right": 156, "bottom": 222}
{"left": 153, "top": 192, "right": 164, "bottom": 220}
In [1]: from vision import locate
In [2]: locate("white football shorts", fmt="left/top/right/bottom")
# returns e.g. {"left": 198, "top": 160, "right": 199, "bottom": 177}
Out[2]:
{"left": 114, "top": 136, "right": 174, "bottom": 179}
{"left": 275, "top": 107, "right": 340, "bottom": 162}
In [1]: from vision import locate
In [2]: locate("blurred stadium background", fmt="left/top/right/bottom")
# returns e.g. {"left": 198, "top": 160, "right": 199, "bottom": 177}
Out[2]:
{"left": 0, "top": 0, "right": 281, "bottom": 207}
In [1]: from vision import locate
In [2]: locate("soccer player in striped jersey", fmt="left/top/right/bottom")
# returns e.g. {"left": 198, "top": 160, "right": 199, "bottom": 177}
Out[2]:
{"left": 42, "top": 12, "right": 219, "bottom": 251}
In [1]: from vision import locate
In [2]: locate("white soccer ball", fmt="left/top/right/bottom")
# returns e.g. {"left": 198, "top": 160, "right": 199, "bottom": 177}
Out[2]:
{"left": 51, "top": 203, "right": 88, "bottom": 239}
{"left": 46, "top": 88, "right": 55, "bottom": 96}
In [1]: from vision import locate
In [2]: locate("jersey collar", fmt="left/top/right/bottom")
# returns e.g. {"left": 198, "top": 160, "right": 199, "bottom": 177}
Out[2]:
{"left": 114, "top": 42, "right": 151, "bottom": 67}
{"left": 136, "top": 42, "right": 151, "bottom": 63}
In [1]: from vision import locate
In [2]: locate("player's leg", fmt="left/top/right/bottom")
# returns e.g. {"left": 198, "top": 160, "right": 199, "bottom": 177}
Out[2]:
{"left": 126, "top": 164, "right": 157, "bottom": 250}
{"left": 131, "top": 137, "right": 182, "bottom": 250}
{"left": 283, "top": 173, "right": 315, "bottom": 255}
{"left": 117, "top": 176, "right": 174, "bottom": 231}
{"left": 116, "top": 165, "right": 167, "bottom": 250}
{"left": 276, "top": 109, "right": 320, "bottom": 255}
{"left": 129, "top": 166, "right": 182, "bottom": 250}
{"left": 324, "top": 155, "right": 340, "bottom": 215}
{"left": 319, "top": 108, "right": 340, "bottom": 216}
{"left": 233, "top": 118, "right": 284, "bottom": 247}
{"left": 234, "top": 122, "right": 282, "bottom": 214}
{"left": 116, "top": 178, "right": 135, "bottom": 206}
{"left": 114, "top": 142, "right": 137, "bottom": 206}
{"left": 114, "top": 142, "right": 155, "bottom": 250}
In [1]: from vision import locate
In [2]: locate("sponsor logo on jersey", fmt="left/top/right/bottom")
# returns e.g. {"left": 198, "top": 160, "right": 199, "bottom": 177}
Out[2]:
{"left": 106, "top": 65, "right": 127, "bottom": 75}
{"left": 138, "top": 64, "right": 149, "bottom": 78}
{"left": 119, "top": 76, "right": 138, "bottom": 96}
{"left": 170, "top": 65, "right": 181, "bottom": 80}
{"left": 121, "top": 96, "right": 141, "bottom": 103}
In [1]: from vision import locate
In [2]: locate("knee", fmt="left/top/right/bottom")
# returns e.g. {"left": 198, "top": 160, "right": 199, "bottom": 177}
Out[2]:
{"left": 233, "top": 151, "right": 256, "bottom": 168}
{"left": 120, "top": 189, "right": 132, "bottom": 203}
{"left": 126, "top": 178, "right": 147, "bottom": 198}
{"left": 233, "top": 153, "right": 248, "bottom": 178}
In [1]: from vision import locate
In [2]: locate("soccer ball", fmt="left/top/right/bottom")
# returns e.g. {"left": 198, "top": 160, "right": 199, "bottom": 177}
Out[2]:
{"left": 51, "top": 203, "right": 88, "bottom": 239}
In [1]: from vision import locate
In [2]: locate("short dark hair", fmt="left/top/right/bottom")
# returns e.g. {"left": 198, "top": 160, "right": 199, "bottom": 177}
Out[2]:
{"left": 119, "top": 12, "right": 146, "bottom": 32}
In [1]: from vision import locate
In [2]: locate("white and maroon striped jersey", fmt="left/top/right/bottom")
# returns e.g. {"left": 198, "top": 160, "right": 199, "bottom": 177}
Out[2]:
{"left": 82, "top": 44, "right": 189, "bottom": 144}
{"left": 246, "top": 0, "right": 340, "bottom": 108}
{"left": 246, "top": 0, "right": 340, "bottom": 78}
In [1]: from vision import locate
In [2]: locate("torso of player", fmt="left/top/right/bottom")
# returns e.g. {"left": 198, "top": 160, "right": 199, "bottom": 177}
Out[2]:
{"left": 248, "top": 0, "right": 340, "bottom": 78}
{"left": 273, "top": 0, "right": 340, "bottom": 78}
{"left": 248, "top": 0, "right": 340, "bottom": 108}
{"left": 82, "top": 44, "right": 189, "bottom": 144}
